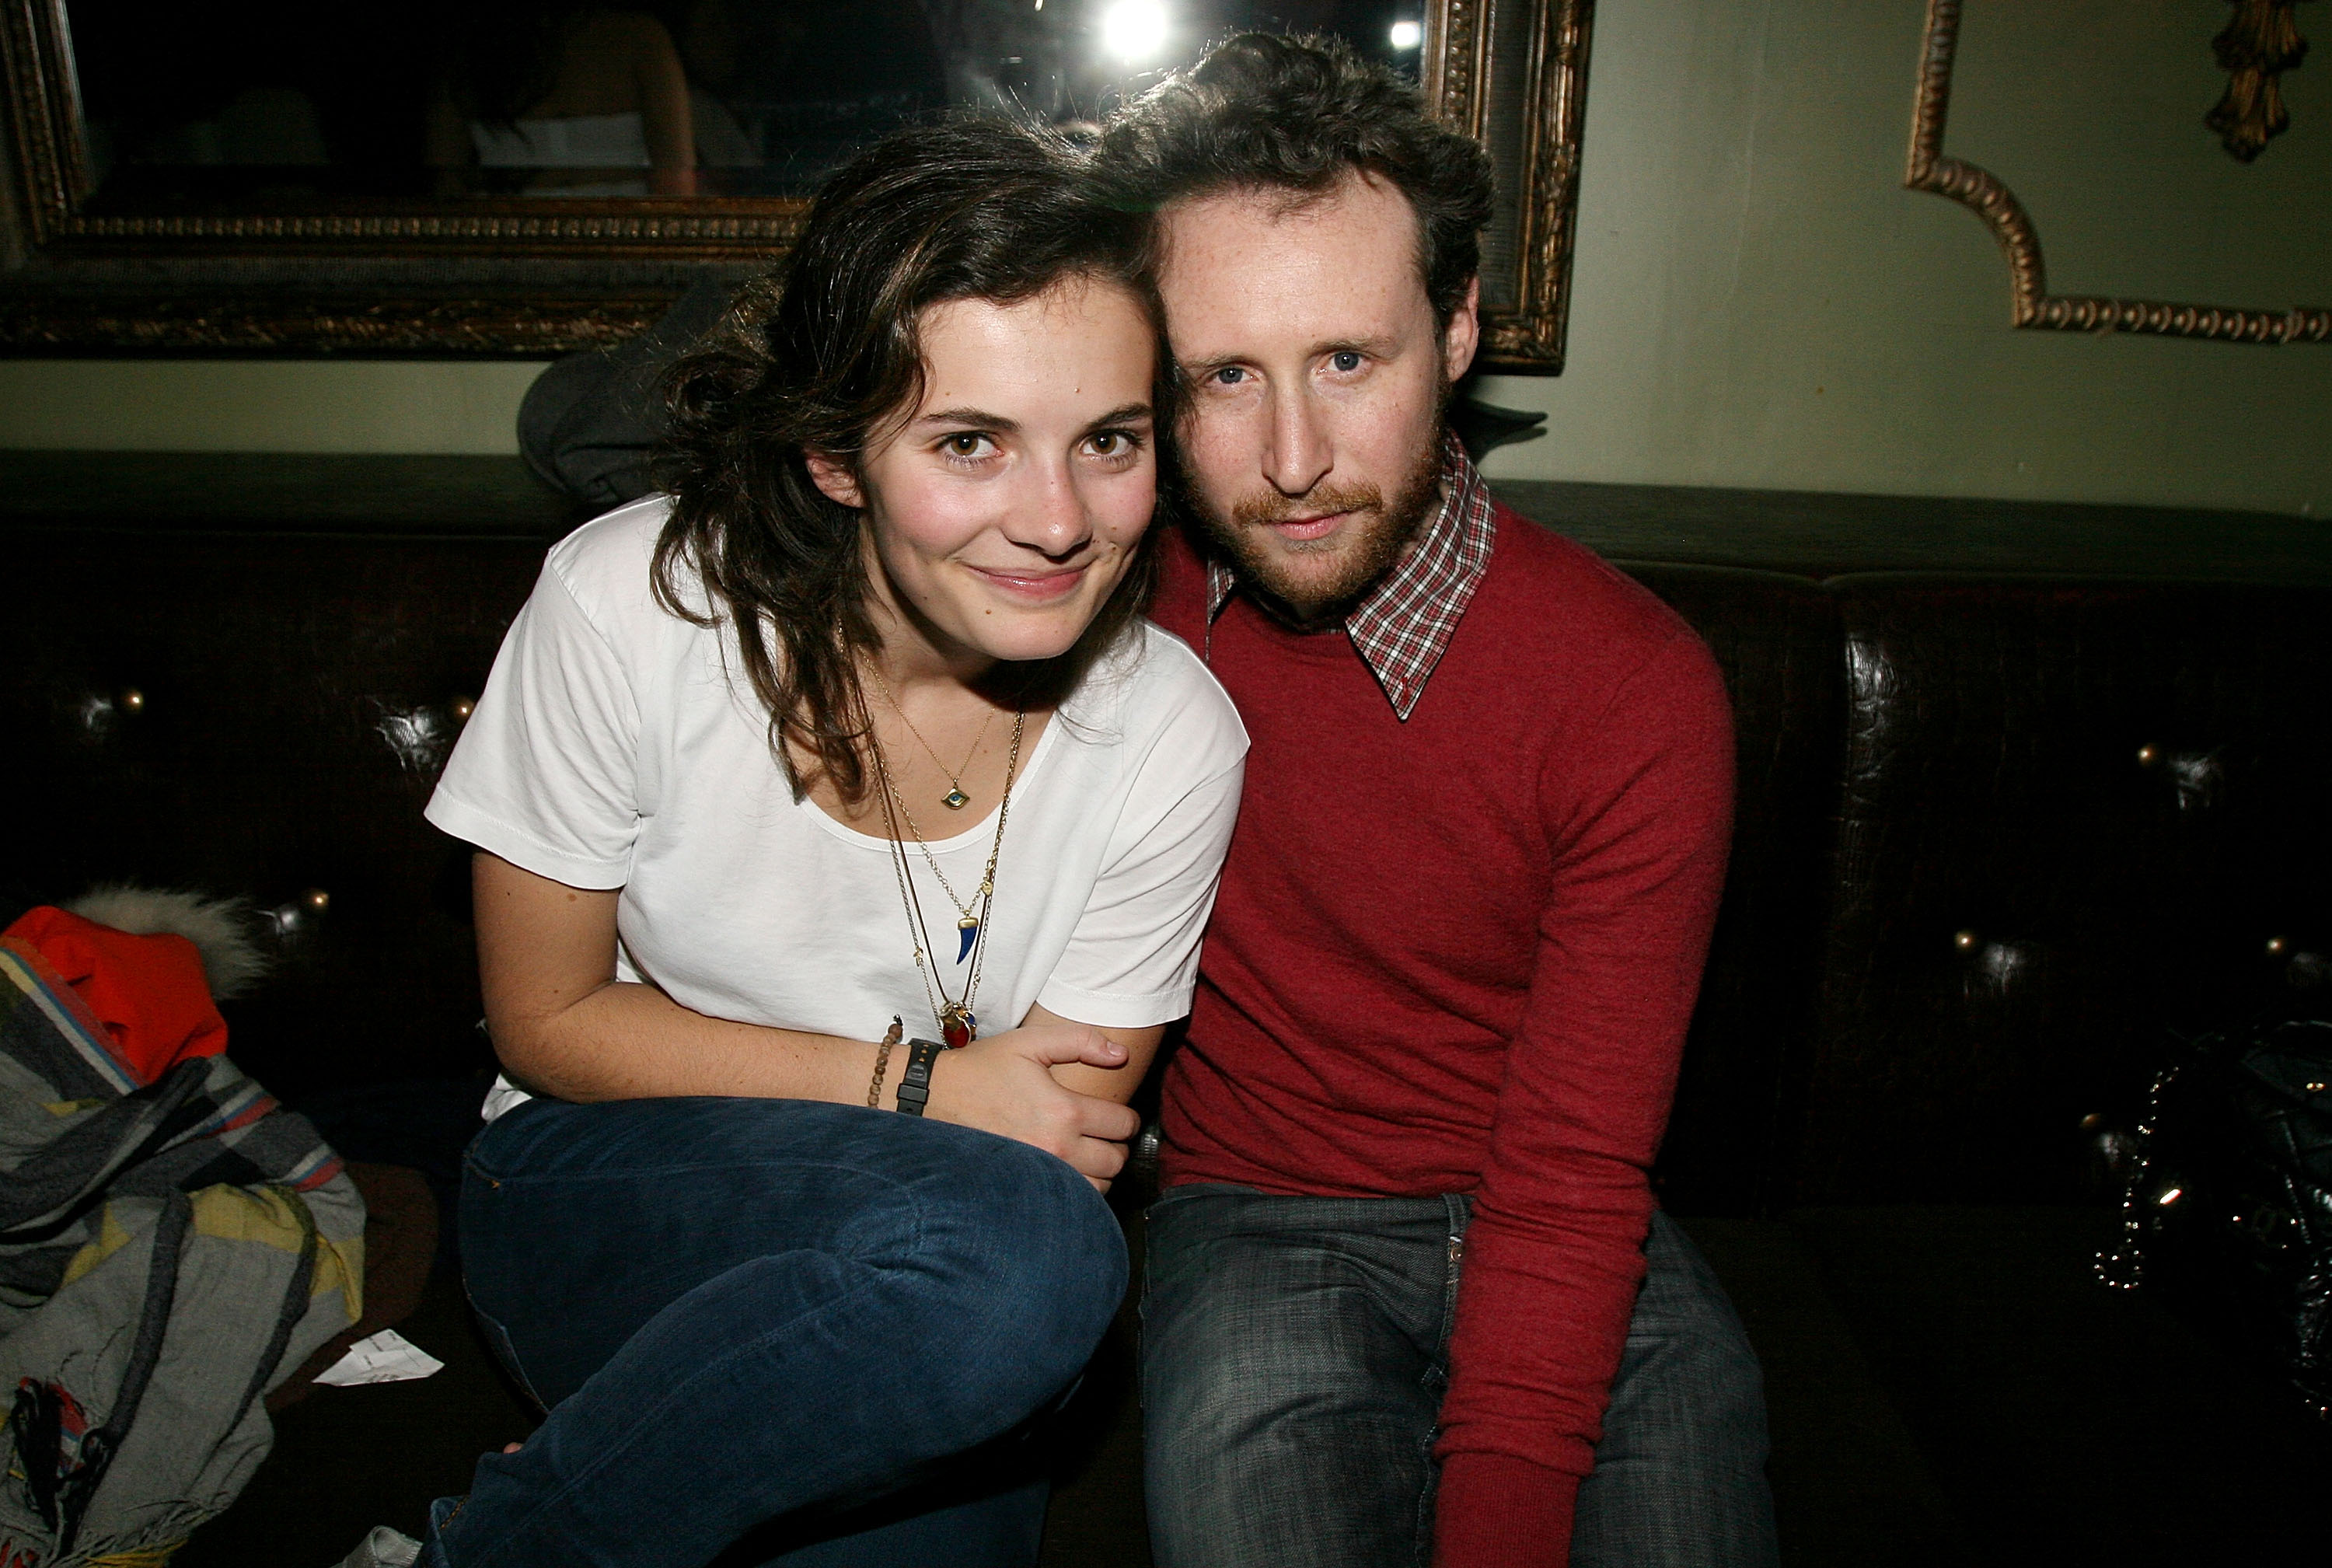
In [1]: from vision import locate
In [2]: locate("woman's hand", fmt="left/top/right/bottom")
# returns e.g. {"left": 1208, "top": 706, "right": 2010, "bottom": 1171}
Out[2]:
{"left": 922, "top": 1021, "right": 1142, "bottom": 1189}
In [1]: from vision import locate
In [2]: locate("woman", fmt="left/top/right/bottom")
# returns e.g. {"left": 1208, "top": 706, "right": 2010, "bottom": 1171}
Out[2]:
{"left": 373, "top": 120, "right": 1245, "bottom": 1567}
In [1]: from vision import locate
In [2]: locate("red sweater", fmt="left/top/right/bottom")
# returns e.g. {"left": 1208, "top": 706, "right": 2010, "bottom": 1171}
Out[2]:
{"left": 1149, "top": 505, "right": 1733, "bottom": 1567}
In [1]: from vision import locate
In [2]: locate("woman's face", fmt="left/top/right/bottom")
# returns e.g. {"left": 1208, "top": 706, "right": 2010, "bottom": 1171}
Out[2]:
{"left": 811, "top": 277, "right": 1158, "bottom": 671}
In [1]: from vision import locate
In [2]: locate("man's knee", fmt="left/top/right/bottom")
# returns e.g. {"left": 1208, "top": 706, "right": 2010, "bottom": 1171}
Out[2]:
{"left": 1596, "top": 1212, "right": 1771, "bottom": 1482}
{"left": 1571, "top": 1217, "right": 1779, "bottom": 1568}
{"left": 1625, "top": 1214, "right": 1767, "bottom": 1423}
{"left": 1143, "top": 1198, "right": 1311, "bottom": 1462}
{"left": 1140, "top": 1197, "right": 1437, "bottom": 1508}
{"left": 1139, "top": 1244, "right": 1276, "bottom": 1465}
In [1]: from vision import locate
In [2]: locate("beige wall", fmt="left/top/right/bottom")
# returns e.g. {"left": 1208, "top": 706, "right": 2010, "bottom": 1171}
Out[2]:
{"left": 0, "top": 359, "right": 549, "bottom": 455}
{"left": 1469, "top": 0, "right": 2329, "bottom": 516}
{"left": 3, "top": 0, "right": 2326, "bottom": 515}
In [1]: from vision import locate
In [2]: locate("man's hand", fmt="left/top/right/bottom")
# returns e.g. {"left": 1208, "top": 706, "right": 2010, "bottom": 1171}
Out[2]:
{"left": 923, "top": 1021, "right": 1141, "bottom": 1189}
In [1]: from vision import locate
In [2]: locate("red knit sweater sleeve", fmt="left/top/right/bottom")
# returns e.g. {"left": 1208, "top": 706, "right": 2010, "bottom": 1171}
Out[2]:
{"left": 1432, "top": 630, "right": 1735, "bottom": 1568}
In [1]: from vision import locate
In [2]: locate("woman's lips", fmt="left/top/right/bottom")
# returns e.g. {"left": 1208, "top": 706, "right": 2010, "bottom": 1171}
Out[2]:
{"left": 968, "top": 564, "right": 1089, "bottom": 602}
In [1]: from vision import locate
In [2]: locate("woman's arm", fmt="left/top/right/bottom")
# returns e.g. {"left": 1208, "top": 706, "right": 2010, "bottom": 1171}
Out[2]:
{"left": 477, "top": 850, "right": 866, "bottom": 1103}
{"left": 628, "top": 16, "right": 697, "bottom": 195}
{"left": 476, "top": 852, "right": 1138, "bottom": 1180}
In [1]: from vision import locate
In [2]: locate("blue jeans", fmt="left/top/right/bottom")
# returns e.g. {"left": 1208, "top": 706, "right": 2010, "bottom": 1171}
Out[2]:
{"left": 431, "top": 1095, "right": 1127, "bottom": 1568}
{"left": 1140, "top": 1186, "right": 1779, "bottom": 1568}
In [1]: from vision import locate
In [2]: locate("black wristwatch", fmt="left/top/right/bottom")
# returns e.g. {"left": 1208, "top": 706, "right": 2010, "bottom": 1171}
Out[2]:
{"left": 894, "top": 1038, "right": 946, "bottom": 1116}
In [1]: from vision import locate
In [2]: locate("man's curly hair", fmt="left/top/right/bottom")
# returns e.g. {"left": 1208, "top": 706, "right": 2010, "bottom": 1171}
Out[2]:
{"left": 1095, "top": 32, "right": 1496, "bottom": 327}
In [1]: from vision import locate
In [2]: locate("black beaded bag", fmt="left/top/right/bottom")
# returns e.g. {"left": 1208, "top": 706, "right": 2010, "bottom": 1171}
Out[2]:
{"left": 2098, "top": 1015, "right": 2332, "bottom": 1418}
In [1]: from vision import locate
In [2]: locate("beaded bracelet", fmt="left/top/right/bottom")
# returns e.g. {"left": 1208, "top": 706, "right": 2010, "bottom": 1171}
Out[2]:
{"left": 868, "top": 1017, "right": 902, "bottom": 1108}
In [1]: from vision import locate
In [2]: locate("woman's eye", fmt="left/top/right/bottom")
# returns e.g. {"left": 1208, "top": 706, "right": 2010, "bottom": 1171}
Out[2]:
{"left": 1088, "top": 431, "right": 1132, "bottom": 456}
{"left": 1329, "top": 351, "right": 1364, "bottom": 374}
{"left": 942, "top": 433, "right": 993, "bottom": 459}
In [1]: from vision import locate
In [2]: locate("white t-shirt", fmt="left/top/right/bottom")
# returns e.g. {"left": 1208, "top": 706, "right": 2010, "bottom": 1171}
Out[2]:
{"left": 425, "top": 498, "right": 1248, "bottom": 1120}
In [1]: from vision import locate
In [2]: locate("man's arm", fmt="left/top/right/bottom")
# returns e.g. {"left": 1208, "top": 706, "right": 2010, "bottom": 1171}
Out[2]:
{"left": 1431, "top": 632, "right": 1736, "bottom": 1568}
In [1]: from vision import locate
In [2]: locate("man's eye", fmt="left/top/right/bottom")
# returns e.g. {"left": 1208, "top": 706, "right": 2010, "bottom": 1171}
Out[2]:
{"left": 1329, "top": 351, "right": 1363, "bottom": 373}
{"left": 1211, "top": 367, "right": 1247, "bottom": 386}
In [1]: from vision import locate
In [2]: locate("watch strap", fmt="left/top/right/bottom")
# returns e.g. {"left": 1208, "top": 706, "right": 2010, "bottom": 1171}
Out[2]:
{"left": 895, "top": 1038, "right": 946, "bottom": 1116}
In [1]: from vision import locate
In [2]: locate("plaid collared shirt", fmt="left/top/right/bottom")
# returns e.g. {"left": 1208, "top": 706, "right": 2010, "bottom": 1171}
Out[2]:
{"left": 1205, "top": 433, "right": 1498, "bottom": 721}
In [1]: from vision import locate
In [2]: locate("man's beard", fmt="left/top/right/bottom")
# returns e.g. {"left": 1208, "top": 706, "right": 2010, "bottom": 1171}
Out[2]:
{"left": 1189, "top": 417, "right": 1447, "bottom": 630}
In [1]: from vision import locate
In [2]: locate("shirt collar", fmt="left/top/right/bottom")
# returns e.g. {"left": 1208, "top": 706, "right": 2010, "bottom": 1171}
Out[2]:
{"left": 1205, "top": 432, "right": 1497, "bottom": 721}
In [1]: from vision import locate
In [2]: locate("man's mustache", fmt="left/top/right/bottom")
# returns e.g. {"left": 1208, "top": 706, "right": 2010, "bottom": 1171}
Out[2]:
{"left": 1229, "top": 481, "right": 1385, "bottom": 529}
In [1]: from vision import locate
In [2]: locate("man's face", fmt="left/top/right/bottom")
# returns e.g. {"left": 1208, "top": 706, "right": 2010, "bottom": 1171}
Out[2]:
{"left": 1158, "top": 172, "right": 1479, "bottom": 625}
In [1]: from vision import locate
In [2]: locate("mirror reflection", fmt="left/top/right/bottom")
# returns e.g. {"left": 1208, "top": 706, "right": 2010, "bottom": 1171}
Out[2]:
{"left": 70, "top": 0, "right": 1426, "bottom": 207}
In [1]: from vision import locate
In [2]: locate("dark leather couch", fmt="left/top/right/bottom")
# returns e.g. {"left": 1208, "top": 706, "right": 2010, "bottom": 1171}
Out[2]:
{"left": 5, "top": 452, "right": 2329, "bottom": 1567}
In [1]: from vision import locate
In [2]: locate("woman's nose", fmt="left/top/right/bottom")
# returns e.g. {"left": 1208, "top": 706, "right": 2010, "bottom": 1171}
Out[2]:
{"left": 1007, "top": 462, "right": 1093, "bottom": 557}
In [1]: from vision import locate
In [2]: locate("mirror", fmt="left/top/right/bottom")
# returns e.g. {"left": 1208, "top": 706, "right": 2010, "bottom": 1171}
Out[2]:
{"left": 2, "top": 0, "right": 1590, "bottom": 365}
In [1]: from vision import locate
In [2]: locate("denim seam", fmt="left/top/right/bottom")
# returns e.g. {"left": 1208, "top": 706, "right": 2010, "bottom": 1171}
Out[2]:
{"left": 462, "top": 1282, "right": 548, "bottom": 1413}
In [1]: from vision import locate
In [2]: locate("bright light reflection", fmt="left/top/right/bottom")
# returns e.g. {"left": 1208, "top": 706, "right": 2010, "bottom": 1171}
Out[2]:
{"left": 1103, "top": 0, "right": 1171, "bottom": 62}
{"left": 1389, "top": 19, "right": 1423, "bottom": 48}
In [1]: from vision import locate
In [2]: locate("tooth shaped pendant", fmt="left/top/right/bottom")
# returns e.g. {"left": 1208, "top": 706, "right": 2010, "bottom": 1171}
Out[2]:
{"left": 955, "top": 917, "right": 978, "bottom": 964}
{"left": 943, "top": 788, "right": 970, "bottom": 810}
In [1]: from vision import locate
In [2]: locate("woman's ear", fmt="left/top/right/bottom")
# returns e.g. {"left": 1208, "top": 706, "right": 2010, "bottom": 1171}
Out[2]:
{"left": 805, "top": 452, "right": 864, "bottom": 510}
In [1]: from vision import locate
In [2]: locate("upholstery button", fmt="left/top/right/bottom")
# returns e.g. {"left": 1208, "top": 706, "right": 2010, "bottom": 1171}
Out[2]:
{"left": 2166, "top": 750, "right": 2223, "bottom": 812}
{"left": 74, "top": 690, "right": 147, "bottom": 735}
{"left": 375, "top": 703, "right": 456, "bottom": 771}
{"left": 268, "top": 888, "right": 330, "bottom": 940}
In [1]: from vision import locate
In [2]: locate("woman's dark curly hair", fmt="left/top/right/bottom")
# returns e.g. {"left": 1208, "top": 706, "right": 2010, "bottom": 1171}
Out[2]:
{"left": 653, "top": 119, "right": 1169, "bottom": 805}
{"left": 1094, "top": 32, "right": 1495, "bottom": 329}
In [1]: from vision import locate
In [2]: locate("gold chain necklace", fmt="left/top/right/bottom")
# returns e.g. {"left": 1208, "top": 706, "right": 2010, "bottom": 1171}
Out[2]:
{"left": 884, "top": 773, "right": 990, "bottom": 933}
{"left": 868, "top": 664, "right": 998, "bottom": 811}
{"left": 870, "top": 705, "right": 1025, "bottom": 1049}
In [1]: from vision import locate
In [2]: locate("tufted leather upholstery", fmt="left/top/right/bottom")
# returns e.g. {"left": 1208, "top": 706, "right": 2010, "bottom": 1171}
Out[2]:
{"left": 0, "top": 526, "right": 547, "bottom": 1098}
{"left": 1797, "top": 580, "right": 2332, "bottom": 1206}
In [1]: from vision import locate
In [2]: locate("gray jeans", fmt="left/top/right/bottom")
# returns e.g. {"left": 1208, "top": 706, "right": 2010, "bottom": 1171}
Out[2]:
{"left": 1140, "top": 1186, "right": 1779, "bottom": 1568}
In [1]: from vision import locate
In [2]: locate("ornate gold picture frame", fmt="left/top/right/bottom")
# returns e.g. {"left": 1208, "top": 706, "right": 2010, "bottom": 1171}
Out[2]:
{"left": 1906, "top": 0, "right": 2327, "bottom": 345}
{"left": 0, "top": 0, "right": 1593, "bottom": 366}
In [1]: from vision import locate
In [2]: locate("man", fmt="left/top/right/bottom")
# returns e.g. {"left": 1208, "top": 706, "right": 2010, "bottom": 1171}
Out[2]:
{"left": 1096, "top": 35, "right": 1779, "bottom": 1568}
